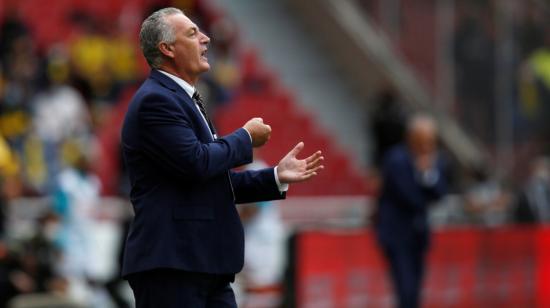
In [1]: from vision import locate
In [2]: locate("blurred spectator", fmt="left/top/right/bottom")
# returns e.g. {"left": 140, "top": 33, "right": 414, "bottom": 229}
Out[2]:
{"left": 376, "top": 114, "right": 447, "bottom": 308}
{"left": 105, "top": 30, "right": 139, "bottom": 89}
{"left": 0, "top": 133, "right": 21, "bottom": 237}
{"left": 208, "top": 16, "right": 241, "bottom": 95}
{"left": 0, "top": 11, "right": 30, "bottom": 70}
{"left": 453, "top": 7, "right": 495, "bottom": 143}
{"left": 69, "top": 15, "right": 115, "bottom": 101}
{"left": 28, "top": 46, "right": 92, "bottom": 193}
{"left": 514, "top": 156, "right": 550, "bottom": 223}
{"left": 0, "top": 135, "right": 21, "bottom": 305}
{"left": 69, "top": 13, "right": 138, "bottom": 103}
{"left": 516, "top": 3, "right": 545, "bottom": 59}
{"left": 519, "top": 28, "right": 550, "bottom": 142}
{"left": 0, "top": 212, "right": 67, "bottom": 307}
{"left": 463, "top": 169, "right": 512, "bottom": 226}
{"left": 0, "top": 16, "right": 36, "bottom": 152}
{"left": 34, "top": 46, "right": 91, "bottom": 144}
{"left": 235, "top": 158, "right": 286, "bottom": 308}
{"left": 1, "top": 36, "right": 38, "bottom": 109}
{"left": 52, "top": 144, "right": 103, "bottom": 305}
{"left": 195, "top": 15, "right": 241, "bottom": 123}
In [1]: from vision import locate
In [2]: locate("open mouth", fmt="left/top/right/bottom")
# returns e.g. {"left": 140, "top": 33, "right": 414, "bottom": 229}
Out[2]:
{"left": 201, "top": 49, "right": 208, "bottom": 60}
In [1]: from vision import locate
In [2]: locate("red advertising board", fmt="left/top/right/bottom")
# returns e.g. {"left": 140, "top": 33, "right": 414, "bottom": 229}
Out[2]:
{"left": 295, "top": 227, "right": 548, "bottom": 307}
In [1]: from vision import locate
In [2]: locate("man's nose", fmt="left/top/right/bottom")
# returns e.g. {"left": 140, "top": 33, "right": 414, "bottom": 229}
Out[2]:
{"left": 201, "top": 32, "right": 210, "bottom": 44}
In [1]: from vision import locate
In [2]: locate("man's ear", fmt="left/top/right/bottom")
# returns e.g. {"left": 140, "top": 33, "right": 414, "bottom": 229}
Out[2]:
{"left": 158, "top": 42, "right": 174, "bottom": 59}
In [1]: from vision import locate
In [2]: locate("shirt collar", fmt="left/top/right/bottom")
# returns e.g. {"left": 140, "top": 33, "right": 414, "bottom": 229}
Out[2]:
{"left": 158, "top": 70, "right": 195, "bottom": 98}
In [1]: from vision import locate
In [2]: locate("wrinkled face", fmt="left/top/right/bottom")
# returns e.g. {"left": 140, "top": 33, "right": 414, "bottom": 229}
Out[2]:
{"left": 165, "top": 13, "right": 210, "bottom": 82}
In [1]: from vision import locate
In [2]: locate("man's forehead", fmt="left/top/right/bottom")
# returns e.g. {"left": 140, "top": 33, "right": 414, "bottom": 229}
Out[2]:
{"left": 167, "top": 13, "right": 197, "bottom": 30}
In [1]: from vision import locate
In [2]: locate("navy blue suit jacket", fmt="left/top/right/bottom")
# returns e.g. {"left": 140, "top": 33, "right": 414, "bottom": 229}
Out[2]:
{"left": 120, "top": 69, "right": 285, "bottom": 277}
{"left": 376, "top": 145, "right": 447, "bottom": 250}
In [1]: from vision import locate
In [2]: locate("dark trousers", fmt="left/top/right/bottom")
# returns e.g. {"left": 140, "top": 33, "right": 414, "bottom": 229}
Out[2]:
{"left": 384, "top": 245, "right": 426, "bottom": 308}
{"left": 127, "top": 269, "right": 237, "bottom": 308}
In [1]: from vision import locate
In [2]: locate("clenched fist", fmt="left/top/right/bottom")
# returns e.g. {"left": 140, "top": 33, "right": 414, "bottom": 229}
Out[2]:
{"left": 243, "top": 118, "right": 271, "bottom": 147}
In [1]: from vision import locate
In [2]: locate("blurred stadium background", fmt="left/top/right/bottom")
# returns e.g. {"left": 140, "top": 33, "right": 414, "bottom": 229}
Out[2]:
{"left": 0, "top": 0, "right": 549, "bottom": 307}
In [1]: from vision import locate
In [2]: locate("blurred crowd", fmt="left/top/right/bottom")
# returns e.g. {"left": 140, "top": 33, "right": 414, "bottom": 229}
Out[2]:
{"left": 453, "top": 0, "right": 550, "bottom": 148}
{"left": 371, "top": 91, "right": 550, "bottom": 228}
{"left": 455, "top": 1, "right": 550, "bottom": 224}
{"left": 0, "top": 0, "right": 244, "bottom": 306}
{"left": 369, "top": 0, "right": 550, "bottom": 227}
{"left": 1, "top": 9, "right": 105, "bottom": 307}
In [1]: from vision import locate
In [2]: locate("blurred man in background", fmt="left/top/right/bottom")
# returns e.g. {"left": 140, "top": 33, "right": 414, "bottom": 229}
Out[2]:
{"left": 463, "top": 167, "right": 511, "bottom": 226}
{"left": 376, "top": 114, "right": 447, "bottom": 308}
{"left": 514, "top": 156, "right": 550, "bottom": 223}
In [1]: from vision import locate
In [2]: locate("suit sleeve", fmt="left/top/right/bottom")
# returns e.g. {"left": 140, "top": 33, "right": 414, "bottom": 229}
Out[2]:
{"left": 138, "top": 94, "right": 252, "bottom": 181}
{"left": 230, "top": 168, "right": 286, "bottom": 204}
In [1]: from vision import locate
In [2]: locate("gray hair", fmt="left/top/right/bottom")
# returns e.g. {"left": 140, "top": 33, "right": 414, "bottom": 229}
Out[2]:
{"left": 140, "top": 7, "right": 183, "bottom": 68}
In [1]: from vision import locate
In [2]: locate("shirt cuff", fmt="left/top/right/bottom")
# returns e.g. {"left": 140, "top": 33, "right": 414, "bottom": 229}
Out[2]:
{"left": 274, "top": 166, "right": 289, "bottom": 192}
{"left": 242, "top": 127, "right": 253, "bottom": 143}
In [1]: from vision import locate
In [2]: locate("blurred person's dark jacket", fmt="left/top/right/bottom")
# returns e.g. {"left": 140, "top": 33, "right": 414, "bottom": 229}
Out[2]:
{"left": 376, "top": 144, "right": 447, "bottom": 249}
{"left": 0, "top": 227, "right": 60, "bottom": 306}
{"left": 514, "top": 176, "right": 550, "bottom": 224}
{"left": 0, "top": 15, "right": 29, "bottom": 67}
{"left": 376, "top": 144, "right": 447, "bottom": 308}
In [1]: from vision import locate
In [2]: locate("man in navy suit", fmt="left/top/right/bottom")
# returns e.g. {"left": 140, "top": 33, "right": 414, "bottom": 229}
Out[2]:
{"left": 376, "top": 114, "right": 447, "bottom": 308}
{"left": 121, "top": 7, "right": 324, "bottom": 308}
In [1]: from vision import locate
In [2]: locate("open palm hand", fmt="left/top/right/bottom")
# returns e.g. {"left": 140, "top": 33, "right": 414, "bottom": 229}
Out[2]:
{"left": 277, "top": 142, "right": 324, "bottom": 184}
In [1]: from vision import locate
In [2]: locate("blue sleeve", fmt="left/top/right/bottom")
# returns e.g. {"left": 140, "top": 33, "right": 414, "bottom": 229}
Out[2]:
{"left": 230, "top": 168, "right": 286, "bottom": 204}
{"left": 138, "top": 94, "right": 253, "bottom": 181}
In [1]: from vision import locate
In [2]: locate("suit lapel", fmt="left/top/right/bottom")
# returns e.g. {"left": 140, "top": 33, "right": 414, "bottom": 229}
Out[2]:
{"left": 149, "top": 69, "right": 215, "bottom": 141}
{"left": 150, "top": 69, "right": 193, "bottom": 102}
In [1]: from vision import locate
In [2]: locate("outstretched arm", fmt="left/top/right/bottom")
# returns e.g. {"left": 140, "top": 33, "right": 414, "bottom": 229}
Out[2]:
{"left": 231, "top": 142, "right": 324, "bottom": 203}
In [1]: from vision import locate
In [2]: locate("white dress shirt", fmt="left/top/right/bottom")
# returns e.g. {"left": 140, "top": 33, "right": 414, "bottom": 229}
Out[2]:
{"left": 158, "top": 70, "right": 288, "bottom": 192}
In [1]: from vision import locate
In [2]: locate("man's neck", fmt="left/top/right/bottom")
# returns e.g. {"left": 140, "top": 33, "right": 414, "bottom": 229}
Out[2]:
{"left": 157, "top": 65, "right": 198, "bottom": 86}
{"left": 157, "top": 69, "right": 196, "bottom": 98}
